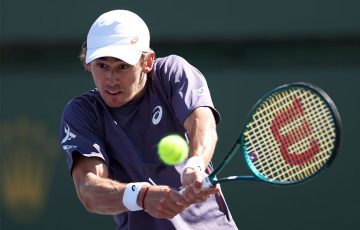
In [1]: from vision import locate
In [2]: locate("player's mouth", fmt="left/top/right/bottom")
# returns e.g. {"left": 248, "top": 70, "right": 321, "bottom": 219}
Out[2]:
{"left": 105, "top": 89, "right": 121, "bottom": 95}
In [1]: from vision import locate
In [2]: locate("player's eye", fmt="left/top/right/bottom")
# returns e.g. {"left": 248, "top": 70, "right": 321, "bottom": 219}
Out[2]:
{"left": 118, "top": 64, "right": 131, "bottom": 70}
{"left": 97, "top": 63, "right": 108, "bottom": 69}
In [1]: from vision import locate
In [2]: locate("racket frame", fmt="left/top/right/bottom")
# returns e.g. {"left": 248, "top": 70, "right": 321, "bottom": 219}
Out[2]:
{"left": 207, "top": 82, "right": 342, "bottom": 186}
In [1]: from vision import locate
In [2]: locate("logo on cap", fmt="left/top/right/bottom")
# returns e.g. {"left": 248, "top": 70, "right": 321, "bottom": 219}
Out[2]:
{"left": 130, "top": 37, "right": 138, "bottom": 44}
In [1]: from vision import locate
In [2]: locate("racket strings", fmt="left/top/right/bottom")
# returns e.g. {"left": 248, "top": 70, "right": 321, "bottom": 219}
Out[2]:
{"left": 246, "top": 91, "right": 302, "bottom": 180}
{"left": 268, "top": 90, "right": 333, "bottom": 180}
{"left": 244, "top": 87, "right": 336, "bottom": 183}
{"left": 291, "top": 92, "right": 335, "bottom": 176}
{"left": 268, "top": 91, "right": 332, "bottom": 181}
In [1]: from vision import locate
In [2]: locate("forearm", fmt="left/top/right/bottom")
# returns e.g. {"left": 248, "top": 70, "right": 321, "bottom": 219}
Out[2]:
{"left": 181, "top": 107, "right": 220, "bottom": 200}
{"left": 187, "top": 120, "right": 217, "bottom": 167}
{"left": 72, "top": 155, "right": 187, "bottom": 218}
{"left": 77, "top": 173, "right": 128, "bottom": 215}
{"left": 185, "top": 107, "right": 218, "bottom": 167}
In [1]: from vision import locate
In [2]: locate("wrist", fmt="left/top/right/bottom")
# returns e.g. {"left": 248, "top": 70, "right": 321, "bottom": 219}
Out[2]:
{"left": 136, "top": 185, "right": 151, "bottom": 208}
{"left": 181, "top": 156, "right": 206, "bottom": 182}
{"left": 122, "top": 182, "right": 150, "bottom": 211}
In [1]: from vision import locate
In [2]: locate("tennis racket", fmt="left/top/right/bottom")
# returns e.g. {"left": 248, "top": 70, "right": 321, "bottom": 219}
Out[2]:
{"left": 184, "top": 82, "right": 341, "bottom": 191}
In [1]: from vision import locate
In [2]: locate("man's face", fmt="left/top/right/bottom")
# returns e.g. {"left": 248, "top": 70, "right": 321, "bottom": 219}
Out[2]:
{"left": 89, "top": 57, "right": 147, "bottom": 108}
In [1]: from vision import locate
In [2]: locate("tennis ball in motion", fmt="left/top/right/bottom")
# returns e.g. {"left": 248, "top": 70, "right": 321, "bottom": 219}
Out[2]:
{"left": 158, "top": 134, "right": 189, "bottom": 165}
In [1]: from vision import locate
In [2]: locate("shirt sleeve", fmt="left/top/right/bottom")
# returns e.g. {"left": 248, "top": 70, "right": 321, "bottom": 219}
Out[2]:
{"left": 155, "top": 55, "right": 220, "bottom": 125}
{"left": 59, "top": 97, "right": 109, "bottom": 173}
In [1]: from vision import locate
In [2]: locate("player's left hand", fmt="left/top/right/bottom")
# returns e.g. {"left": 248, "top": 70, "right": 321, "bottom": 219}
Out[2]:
{"left": 181, "top": 168, "right": 220, "bottom": 203}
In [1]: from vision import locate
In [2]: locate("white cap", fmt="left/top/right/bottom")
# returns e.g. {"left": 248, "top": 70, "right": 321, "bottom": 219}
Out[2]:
{"left": 85, "top": 10, "right": 150, "bottom": 65}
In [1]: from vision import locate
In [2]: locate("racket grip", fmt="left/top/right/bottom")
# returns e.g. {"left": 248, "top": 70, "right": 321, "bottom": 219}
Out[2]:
{"left": 178, "top": 187, "right": 186, "bottom": 195}
{"left": 202, "top": 176, "right": 213, "bottom": 188}
{"left": 178, "top": 176, "right": 214, "bottom": 195}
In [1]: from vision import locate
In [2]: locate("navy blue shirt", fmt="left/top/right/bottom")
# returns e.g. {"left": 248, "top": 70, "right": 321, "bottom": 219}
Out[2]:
{"left": 60, "top": 55, "right": 238, "bottom": 229}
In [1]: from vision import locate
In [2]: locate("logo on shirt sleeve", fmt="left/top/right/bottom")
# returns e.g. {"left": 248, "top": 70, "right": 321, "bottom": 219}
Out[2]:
{"left": 192, "top": 86, "right": 208, "bottom": 96}
{"left": 61, "top": 124, "right": 77, "bottom": 144}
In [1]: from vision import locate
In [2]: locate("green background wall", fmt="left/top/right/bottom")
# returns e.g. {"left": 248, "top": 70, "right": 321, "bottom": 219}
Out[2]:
{"left": 1, "top": 1, "right": 359, "bottom": 229}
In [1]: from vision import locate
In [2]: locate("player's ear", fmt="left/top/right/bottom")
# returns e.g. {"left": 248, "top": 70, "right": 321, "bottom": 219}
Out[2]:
{"left": 80, "top": 41, "right": 91, "bottom": 72}
{"left": 84, "top": 63, "right": 91, "bottom": 72}
{"left": 142, "top": 52, "right": 155, "bottom": 73}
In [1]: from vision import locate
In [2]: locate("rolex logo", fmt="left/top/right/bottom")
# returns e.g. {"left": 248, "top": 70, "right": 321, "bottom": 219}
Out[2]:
{"left": 1, "top": 117, "right": 58, "bottom": 223}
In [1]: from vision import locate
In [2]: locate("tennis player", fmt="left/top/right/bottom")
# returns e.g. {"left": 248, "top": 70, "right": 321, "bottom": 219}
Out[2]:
{"left": 59, "top": 9, "right": 238, "bottom": 229}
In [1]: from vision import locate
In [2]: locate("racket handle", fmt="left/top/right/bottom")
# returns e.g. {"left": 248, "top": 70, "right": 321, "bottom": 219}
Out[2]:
{"left": 202, "top": 176, "right": 214, "bottom": 188}
{"left": 178, "top": 176, "right": 214, "bottom": 195}
{"left": 178, "top": 187, "right": 186, "bottom": 195}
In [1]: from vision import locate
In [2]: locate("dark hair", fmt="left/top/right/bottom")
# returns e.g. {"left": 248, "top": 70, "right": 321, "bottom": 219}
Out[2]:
{"left": 79, "top": 41, "right": 87, "bottom": 66}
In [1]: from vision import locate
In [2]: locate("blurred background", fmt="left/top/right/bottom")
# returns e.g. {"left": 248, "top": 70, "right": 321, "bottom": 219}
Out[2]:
{"left": 1, "top": 0, "right": 359, "bottom": 229}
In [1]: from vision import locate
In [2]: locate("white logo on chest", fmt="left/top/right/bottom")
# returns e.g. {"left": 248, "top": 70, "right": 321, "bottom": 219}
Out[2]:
{"left": 152, "top": 106, "right": 163, "bottom": 125}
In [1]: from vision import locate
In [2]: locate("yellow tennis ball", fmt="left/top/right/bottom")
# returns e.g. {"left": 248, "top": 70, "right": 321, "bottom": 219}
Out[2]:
{"left": 158, "top": 134, "right": 189, "bottom": 165}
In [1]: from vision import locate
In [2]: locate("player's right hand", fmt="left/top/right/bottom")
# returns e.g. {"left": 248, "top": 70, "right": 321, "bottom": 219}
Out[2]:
{"left": 143, "top": 185, "right": 189, "bottom": 219}
{"left": 181, "top": 167, "right": 220, "bottom": 204}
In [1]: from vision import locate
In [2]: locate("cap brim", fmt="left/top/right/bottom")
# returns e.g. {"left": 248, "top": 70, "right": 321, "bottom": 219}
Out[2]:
{"left": 86, "top": 46, "right": 142, "bottom": 65}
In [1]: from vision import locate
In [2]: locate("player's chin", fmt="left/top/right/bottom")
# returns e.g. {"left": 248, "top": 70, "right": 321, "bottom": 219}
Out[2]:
{"left": 104, "top": 99, "right": 123, "bottom": 108}
{"left": 102, "top": 94, "right": 126, "bottom": 108}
